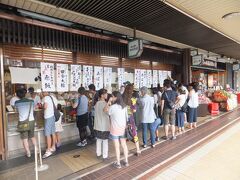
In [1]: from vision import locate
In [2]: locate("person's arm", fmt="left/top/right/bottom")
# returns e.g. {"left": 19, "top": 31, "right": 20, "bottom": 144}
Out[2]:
{"left": 72, "top": 98, "right": 78, "bottom": 108}
{"left": 103, "top": 97, "right": 112, "bottom": 113}
{"left": 160, "top": 99, "right": 164, "bottom": 116}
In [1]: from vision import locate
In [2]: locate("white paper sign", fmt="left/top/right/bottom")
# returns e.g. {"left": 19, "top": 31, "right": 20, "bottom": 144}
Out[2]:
{"left": 104, "top": 67, "right": 112, "bottom": 88}
{"left": 70, "top": 65, "right": 81, "bottom": 91}
{"left": 152, "top": 70, "right": 158, "bottom": 88}
{"left": 83, "top": 65, "right": 93, "bottom": 89}
{"left": 118, "top": 68, "right": 125, "bottom": 88}
{"left": 167, "top": 71, "right": 172, "bottom": 78}
{"left": 159, "top": 70, "right": 164, "bottom": 87}
{"left": 140, "top": 69, "right": 147, "bottom": 88}
{"left": 147, "top": 70, "right": 152, "bottom": 88}
{"left": 163, "top": 71, "right": 168, "bottom": 80}
{"left": 41, "top": 62, "right": 55, "bottom": 92}
{"left": 134, "top": 69, "right": 141, "bottom": 89}
{"left": 94, "top": 66, "right": 103, "bottom": 90}
{"left": 56, "top": 64, "right": 69, "bottom": 92}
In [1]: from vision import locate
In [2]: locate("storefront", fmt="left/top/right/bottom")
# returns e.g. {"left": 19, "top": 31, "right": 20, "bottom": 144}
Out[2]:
{"left": 0, "top": 15, "right": 181, "bottom": 159}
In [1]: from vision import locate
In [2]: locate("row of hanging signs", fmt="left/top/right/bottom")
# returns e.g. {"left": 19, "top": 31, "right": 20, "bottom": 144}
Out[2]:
{"left": 41, "top": 62, "right": 171, "bottom": 92}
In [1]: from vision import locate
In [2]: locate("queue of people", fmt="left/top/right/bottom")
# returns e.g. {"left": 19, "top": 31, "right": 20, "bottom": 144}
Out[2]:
{"left": 14, "top": 79, "right": 199, "bottom": 168}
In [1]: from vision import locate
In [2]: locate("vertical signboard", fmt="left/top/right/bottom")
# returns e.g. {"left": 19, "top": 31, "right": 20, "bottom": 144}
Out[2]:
{"left": 41, "top": 62, "right": 55, "bottom": 92}
{"left": 56, "top": 63, "right": 69, "bottom": 92}
{"left": 134, "top": 69, "right": 141, "bottom": 89}
{"left": 147, "top": 70, "right": 152, "bottom": 88}
{"left": 83, "top": 65, "right": 93, "bottom": 89}
{"left": 70, "top": 65, "right": 81, "bottom": 91}
{"left": 104, "top": 67, "right": 112, "bottom": 88}
{"left": 152, "top": 70, "right": 158, "bottom": 88}
{"left": 118, "top": 68, "right": 125, "bottom": 88}
{"left": 94, "top": 66, "right": 104, "bottom": 90}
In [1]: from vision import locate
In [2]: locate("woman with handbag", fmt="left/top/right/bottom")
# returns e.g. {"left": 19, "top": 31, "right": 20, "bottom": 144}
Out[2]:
{"left": 175, "top": 89, "right": 187, "bottom": 134}
{"left": 122, "top": 84, "right": 141, "bottom": 156}
{"left": 104, "top": 91, "right": 129, "bottom": 169}
{"left": 15, "top": 88, "right": 36, "bottom": 158}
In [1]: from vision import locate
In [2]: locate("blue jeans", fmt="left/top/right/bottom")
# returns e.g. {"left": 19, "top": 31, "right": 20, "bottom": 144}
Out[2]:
{"left": 142, "top": 123, "right": 156, "bottom": 145}
{"left": 176, "top": 110, "right": 184, "bottom": 128}
{"left": 188, "top": 108, "right": 197, "bottom": 123}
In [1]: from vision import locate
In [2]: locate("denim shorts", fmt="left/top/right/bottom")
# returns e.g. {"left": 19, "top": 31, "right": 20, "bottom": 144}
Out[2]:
{"left": 44, "top": 116, "right": 56, "bottom": 136}
{"left": 109, "top": 133, "right": 126, "bottom": 140}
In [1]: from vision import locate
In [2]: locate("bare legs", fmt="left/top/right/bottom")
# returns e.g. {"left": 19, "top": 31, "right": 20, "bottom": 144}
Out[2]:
{"left": 22, "top": 137, "right": 37, "bottom": 156}
{"left": 113, "top": 138, "right": 128, "bottom": 165}
{"left": 46, "top": 134, "right": 56, "bottom": 151}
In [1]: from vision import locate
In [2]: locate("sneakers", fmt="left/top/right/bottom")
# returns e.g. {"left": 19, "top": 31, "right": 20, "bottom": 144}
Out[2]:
{"left": 171, "top": 136, "right": 177, "bottom": 140}
{"left": 77, "top": 140, "right": 87, "bottom": 147}
{"left": 155, "top": 137, "right": 160, "bottom": 142}
{"left": 113, "top": 162, "right": 121, "bottom": 169}
{"left": 122, "top": 161, "right": 129, "bottom": 167}
{"left": 162, "top": 136, "right": 169, "bottom": 140}
{"left": 42, "top": 150, "right": 52, "bottom": 159}
{"left": 152, "top": 144, "right": 156, "bottom": 148}
{"left": 142, "top": 144, "right": 147, "bottom": 148}
{"left": 26, "top": 151, "right": 31, "bottom": 158}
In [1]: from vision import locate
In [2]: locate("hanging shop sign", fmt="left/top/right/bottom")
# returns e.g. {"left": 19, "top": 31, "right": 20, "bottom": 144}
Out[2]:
{"left": 152, "top": 70, "right": 158, "bottom": 88}
{"left": 94, "top": 66, "right": 104, "bottom": 90}
{"left": 128, "top": 39, "right": 143, "bottom": 58}
{"left": 140, "top": 69, "right": 147, "bottom": 88}
{"left": 104, "top": 67, "right": 112, "bottom": 89}
{"left": 41, "top": 62, "right": 55, "bottom": 92}
{"left": 118, "top": 68, "right": 125, "bottom": 88}
{"left": 56, "top": 64, "right": 69, "bottom": 92}
{"left": 233, "top": 64, "right": 239, "bottom": 71}
{"left": 83, "top": 65, "right": 93, "bottom": 89}
{"left": 190, "top": 49, "right": 198, "bottom": 56}
{"left": 134, "top": 69, "right": 141, "bottom": 89}
{"left": 202, "top": 58, "right": 217, "bottom": 68}
{"left": 192, "top": 55, "right": 203, "bottom": 66}
{"left": 70, "top": 65, "right": 81, "bottom": 91}
{"left": 147, "top": 70, "right": 152, "bottom": 88}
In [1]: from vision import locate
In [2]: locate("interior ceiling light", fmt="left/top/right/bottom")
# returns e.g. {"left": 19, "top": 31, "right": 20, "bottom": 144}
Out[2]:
{"left": 222, "top": 12, "right": 240, "bottom": 20}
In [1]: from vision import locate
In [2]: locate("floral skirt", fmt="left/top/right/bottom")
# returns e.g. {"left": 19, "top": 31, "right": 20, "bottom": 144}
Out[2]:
{"left": 94, "top": 130, "right": 110, "bottom": 140}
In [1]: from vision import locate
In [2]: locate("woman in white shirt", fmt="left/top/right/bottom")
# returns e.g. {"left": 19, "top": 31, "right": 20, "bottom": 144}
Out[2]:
{"left": 94, "top": 89, "right": 110, "bottom": 160}
{"left": 188, "top": 83, "right": 199, "bottom": 129}
{"left": 104, "top": 91, "right": 129, "bottom": 169}
{"left": 175, "top": 89, "right": 186, "bottom": 134}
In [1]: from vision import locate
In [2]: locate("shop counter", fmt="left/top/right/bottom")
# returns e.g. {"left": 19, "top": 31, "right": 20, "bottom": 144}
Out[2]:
{"left": 6, "top": 110, "right": 78, "bottom": 159}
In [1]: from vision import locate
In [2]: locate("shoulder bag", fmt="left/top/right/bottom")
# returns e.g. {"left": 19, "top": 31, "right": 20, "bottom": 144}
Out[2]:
{"left": 49, "top": 96, "right": 61, "bottom": 122}
{"left": 165, "top": 92, "right": 175, "bottom": 109}
{"left": 17, "top": 102, "right": 32, "bottom": 132}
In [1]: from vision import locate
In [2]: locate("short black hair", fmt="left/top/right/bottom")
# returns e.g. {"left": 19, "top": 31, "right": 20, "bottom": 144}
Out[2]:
{"left": 57, "top": 104, "right": 62, "bottom": 111}
{"left": 163, "top": 79, "right": 171, "bottom": 88}
{"left": 28, "top": 87, "right": 34, "bottom": 94}
{"left": 88, "top": 84, "right": 96, "bottom": 91}
{"left": 98, "top": 88, "right": 107, "bottom": 98}
{"left": 78, "top": 87, "right": 86, "bottom": 95}
{"left": 16, "top": 88, "right": 26, "bottom": 99}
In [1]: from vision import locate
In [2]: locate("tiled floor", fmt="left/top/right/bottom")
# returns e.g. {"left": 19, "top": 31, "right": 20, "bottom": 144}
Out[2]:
{"left": 151, "top": 120, "right": 240, "bottom": 180}
{"left": 0, "top": 112, "right": 230, "bottom": 180}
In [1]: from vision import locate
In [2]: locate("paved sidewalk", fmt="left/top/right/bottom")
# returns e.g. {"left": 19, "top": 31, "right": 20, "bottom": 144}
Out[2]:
{"left": 0, "top": 114, "right": 217, "bottom": 180}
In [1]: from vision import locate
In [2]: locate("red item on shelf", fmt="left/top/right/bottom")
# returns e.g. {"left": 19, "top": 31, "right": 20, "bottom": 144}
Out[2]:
{"left": 208, "top": 102, "right": 219, "bottom": 115}
{"left": 237, "top": 93, "right": 240, "bottom": 104}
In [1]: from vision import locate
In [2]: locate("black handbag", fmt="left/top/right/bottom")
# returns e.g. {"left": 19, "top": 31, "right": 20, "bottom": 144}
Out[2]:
{"left": 17, "top": 103, "right": 32, "bottom": 132}
{"left": 181, "top": 97, "right": 190, "bottom": 113}
{"left": 49, "top": 96, "right": 60, "bottom": 122}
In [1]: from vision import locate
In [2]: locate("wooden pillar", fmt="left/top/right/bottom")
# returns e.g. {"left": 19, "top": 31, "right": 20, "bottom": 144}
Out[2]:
{"left": 182, "top": 49, "right": 192, "bottom": 85}
{"left": 0, "top": 47, "right": 6, "bottom": 160}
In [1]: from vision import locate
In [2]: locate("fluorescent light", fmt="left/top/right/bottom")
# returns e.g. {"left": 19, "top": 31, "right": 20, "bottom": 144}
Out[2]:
{"left": 31, "top": 47, "right": 72, "bottom": 54}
